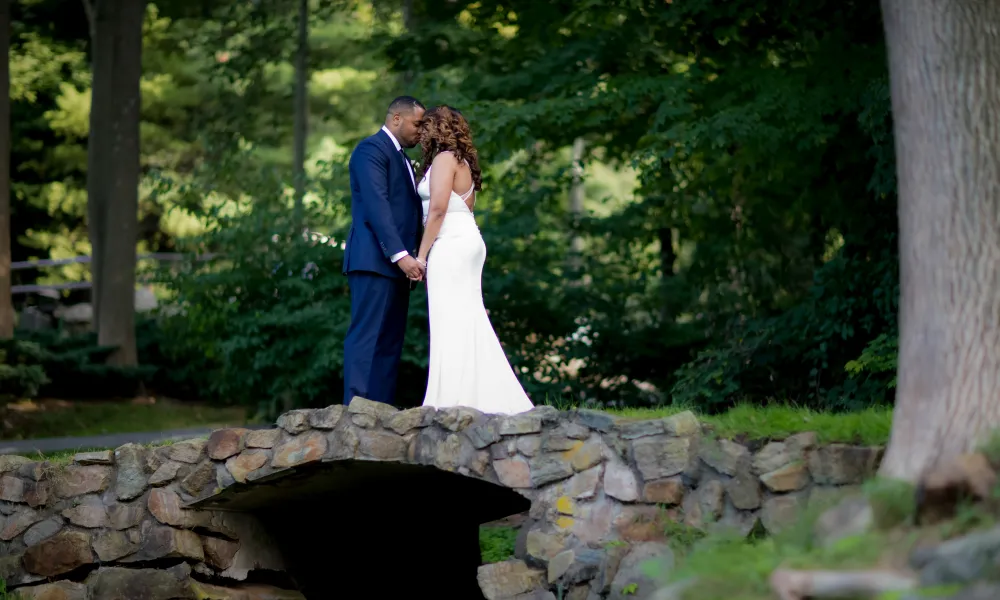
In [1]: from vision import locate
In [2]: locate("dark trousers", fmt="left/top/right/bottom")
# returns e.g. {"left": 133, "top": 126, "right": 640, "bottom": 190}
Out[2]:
{"left": 342, "top": 271, "right": 410, "bottom": 406}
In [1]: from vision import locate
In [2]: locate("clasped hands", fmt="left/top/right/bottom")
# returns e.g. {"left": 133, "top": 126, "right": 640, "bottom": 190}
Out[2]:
{"left": 398, "top": 255, "right": 426, "bottom": 282}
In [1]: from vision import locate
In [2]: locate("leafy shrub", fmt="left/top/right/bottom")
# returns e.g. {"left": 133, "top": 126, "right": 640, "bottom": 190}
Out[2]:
{"left": 0, "top": 340, "right": 50, "bottom": 403}
{"left": 479, "top": 526, "right": 518, "bottom": 563}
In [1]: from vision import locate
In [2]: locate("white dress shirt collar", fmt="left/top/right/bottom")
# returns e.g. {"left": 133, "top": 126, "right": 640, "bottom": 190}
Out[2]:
{"left": 381, "top": 125, "right": 402, "bottom": 151}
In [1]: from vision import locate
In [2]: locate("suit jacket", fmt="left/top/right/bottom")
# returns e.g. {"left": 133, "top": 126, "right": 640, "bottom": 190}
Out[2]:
{"left": 343, "top": 129, "right": 422, "bottom": 279}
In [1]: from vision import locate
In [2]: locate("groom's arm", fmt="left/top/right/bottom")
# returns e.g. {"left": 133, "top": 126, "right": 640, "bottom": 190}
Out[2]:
{"left": 350, "top": 143, "right": 407, "bottom": 260}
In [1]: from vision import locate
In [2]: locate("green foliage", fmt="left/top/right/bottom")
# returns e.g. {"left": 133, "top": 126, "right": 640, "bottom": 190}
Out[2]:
{"left": 0, "top": 579, "right": 19, "bottom": 600}
{"left": 0, "top": 340, "right": 49, "bottom": 403}
{"left": 479, "top": 526, "right": 518, "bottom": 564}
{"left": 9, "top": 330, "right": 154, "bottom": 399}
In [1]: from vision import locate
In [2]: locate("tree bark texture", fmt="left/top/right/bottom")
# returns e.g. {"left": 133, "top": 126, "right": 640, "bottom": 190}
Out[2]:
{"left": 879, "top": 0, "right": 1000, "bottom": 481}
{"left": 0, "top": 0, "right": 13, "bottom": 339}
{"left": 86, "top": 0, "right": 146, "bottom": 366}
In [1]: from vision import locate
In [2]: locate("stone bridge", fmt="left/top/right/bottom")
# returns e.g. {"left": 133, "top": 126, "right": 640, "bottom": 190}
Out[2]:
{"left": 0, "top": 398, "right": 882, "bottom": 600}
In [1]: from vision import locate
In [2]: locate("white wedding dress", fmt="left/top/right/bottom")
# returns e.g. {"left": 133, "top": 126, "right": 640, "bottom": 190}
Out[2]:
{"left": 417, "top": 163, "right": 535, "bottom": 415}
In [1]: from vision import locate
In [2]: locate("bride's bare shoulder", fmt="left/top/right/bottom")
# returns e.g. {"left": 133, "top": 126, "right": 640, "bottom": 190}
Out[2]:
{"left": 432, "top": 151, "right": 459, "bottom": 168}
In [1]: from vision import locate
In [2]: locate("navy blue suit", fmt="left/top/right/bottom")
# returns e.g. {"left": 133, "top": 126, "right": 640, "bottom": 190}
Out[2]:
{"left": 342, "top": 129, "right": 422, "bottom": 406}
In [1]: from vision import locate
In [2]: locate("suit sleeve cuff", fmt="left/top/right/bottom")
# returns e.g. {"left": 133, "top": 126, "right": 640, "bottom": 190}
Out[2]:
{"left": 389, "top": 250, "right": 409, "bottom": 263}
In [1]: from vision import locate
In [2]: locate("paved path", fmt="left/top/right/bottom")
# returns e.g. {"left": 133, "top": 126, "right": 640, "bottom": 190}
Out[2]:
{"left": 0, "top": 424, "right": 273, "bottom": 456}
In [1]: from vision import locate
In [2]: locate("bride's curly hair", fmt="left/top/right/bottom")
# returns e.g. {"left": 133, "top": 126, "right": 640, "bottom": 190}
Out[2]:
{"left": 418, "top": 105, "right": 482, "bottom": 192}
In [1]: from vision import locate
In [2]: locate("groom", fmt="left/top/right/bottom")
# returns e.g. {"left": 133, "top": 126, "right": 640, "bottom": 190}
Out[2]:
{"left": 342, "top": 96, "right": 426, "bottom": 407}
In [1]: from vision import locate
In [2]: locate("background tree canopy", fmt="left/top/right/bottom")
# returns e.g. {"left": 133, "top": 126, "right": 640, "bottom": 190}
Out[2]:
{"left": 5, "top": 0, "right": 899, "bottom": 419}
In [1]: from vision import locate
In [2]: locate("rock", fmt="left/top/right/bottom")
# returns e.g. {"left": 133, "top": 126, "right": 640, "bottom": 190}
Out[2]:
{"left": 207, "top": 428, "right": 249, "bottom": 460}
{"left": 73, "top": 450, "right": 114, "bottom": 465}
{"left": 18, "top": 462, "right": 46, "bottom": 482}
{"left": 149, "top": 460, "right": 184, "bottom": 486}
{"left": 385, "top": 406, "right": 435, "bottom": 434}
{"left": 761, "top": 493, "right": 805, "bottom": 534}
{"left": 306, "top": 404, "right": 341, "bottom": 429}
{"left": 556, "top": 421, "right": 591, "bottom": 440}
{"left": 0, "top": 456, "right": 33, "bottom": 473}
{"left": 23, "top": 530, "right": 93, "bottom": 577}
{"left": 752, "top": 442, "right": 790, "bottom": 475}
{"left": 562, "top": 547, "right": 605, "bottom": 585}
{"left": 15, "top": 581, "right": 88, "bottom": 600}
{"left": 272, "top": 431, "right": 327, "bottom": 468}
{"left": 203, "top": 536, "right": 240, "bottom": 570}
{"left": 494, "top": 456, "right": 533, "bottom": 488}
{"left": 189, "top": 581, "right": 306, "bottom": 600}
{"left": 245, "top": 429, "right": 281, "bottom": 449}
{"left": 500, "top": 413, "right": 543, "bottom": 435}
{"left": 760, "top": 461, "right": 810, "bottom": 493}
{"left": 615, "top": 505, "right": 671, "bottom": 542}
{"left": 530, "top": 454, "right": 575, "bottom": 486}
{"left": 660, "top": 412, "right": 698, "bottom": 437}
{"left": 92, "top": 530, "right": 136, "bottom": 562}
{"left": 544, "top": 433, "right": 582, "bottom": 452}
{"left": 918, "top": 453, "right": 997, "bottom": 523}
{"left": 699, "top": 438, "right": 749, "bottom": 476}
{"left": 477, "top": 560, "right": 546, "bottom": 600}
{"left": 604, "top": 461, "right": 640, "bottom": 502}
{"left": 808, "top": 444, "right": 879, "bottom": 485}
{"left": 435, "top": 406, "right": 483, "bottom": 431}
{"left": 1, "top": 507, "right": 42, "bottom": 540}
{"left": 124, "top": 525, "right": 204, "bottom": 563}
{"left": 347, "top": 397, "right": 398, "bottom": 425}
{"left": 107, "top": 501, "right": 145, "bottom": 530}
{"left": 696, "top": 480, "right": 725, "bottom": 522}
{"left": 619, "top": 419, "right": 665, "bottom": 440}
{"left": 633, "top": 436, "right": 694, "bottom": 480}
{"left": 785, "top": 432, "right": 818, "bottom": 454}
{"left": 226, "top": 450, "right": 269, "bottom": 483}
{"left": 351, "top": 413, "right": 377, "bottom": 428}
{"left": 86, "top": 564, "right": 194, "bottom": 600}
{"left": 517, "top": 435, "right": 542, "bottom": 457}
{"left": 0, "top": 475, "right": 24, "bottom": 502}
{"left": 358, "top": 430, "right": 408, "bottom": 461}
{"left": 574, "top": 409, "right": 618, "bottom": 433}
{"left": 711, "top": 503, "right": 762, "bottom": 539}
{"left": 571, "top": 498, "right": 618, "bottom": 544}
{"left": 642, "top": 478, "right": 685, "bottom": 505}
{"left": 168, "top": 439, "right": 206, "bottom": 464}
{"left": 61, "top": 495, "right": 108, "bottom": 528}
{"left": 276, "top": 411, "right": 311, "bottom": 435}
{"left": 23, "top": 517, "right": 63, "bottom": 546}
{"left": 549, "top": 549, "right": 575, "bottom": 582}
{"left": 566, "top": 465, "right": 603, "bottom": 499}
{"left": 567, "top": 438, "right": 605, "bottom": 472}
{"left": 148, "top": 488, "right": 202, "bottom": 528}
{"left": 608, "top": 542, "right": 672, "bottom": 600}
{"left": 911, "top": 525, "right": 1000, "bottom": 586}
{"left": 180, "top": 460, "right": 216, "bottom": 497}
{"left": 467, "top": 420, "right": 502, "bottom": 449}
{"left": 24, "top": 481, "right": 50, "bottom": 508}
{"left": 526, "top": 528, "right": 570, "bottom": 561}
{"left": 112, "top": 443, "right": 148, "bottom": 501}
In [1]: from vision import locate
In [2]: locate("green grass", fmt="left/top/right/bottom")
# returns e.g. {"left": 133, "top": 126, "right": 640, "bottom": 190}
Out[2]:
{"left": 1, "top": 400, "right": 250, "bottom": 441}
{"left": 479, "top": 526, "right": 518, "bottom": 563}
{"left": 607, "top": 403, "right": 893, "bottom": 445}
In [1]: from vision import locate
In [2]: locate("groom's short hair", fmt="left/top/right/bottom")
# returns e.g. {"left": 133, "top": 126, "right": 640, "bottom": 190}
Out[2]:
{"left": 387, "top": 96, "right": 424, "bottom": 116}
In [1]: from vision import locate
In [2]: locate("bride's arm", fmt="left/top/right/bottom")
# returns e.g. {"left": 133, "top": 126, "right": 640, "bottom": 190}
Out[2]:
{"left": 416, "top": 153, "right": 457, "bottom": 266}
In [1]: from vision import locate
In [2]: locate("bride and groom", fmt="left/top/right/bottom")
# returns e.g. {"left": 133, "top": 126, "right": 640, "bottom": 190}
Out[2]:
{"left": 341, "top": 96, "right": 535, "bottom": 416}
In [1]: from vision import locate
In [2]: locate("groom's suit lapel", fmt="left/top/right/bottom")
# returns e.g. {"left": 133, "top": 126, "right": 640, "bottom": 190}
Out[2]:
{"left": 375, "top": 129, "right": 419, "bottom": 200}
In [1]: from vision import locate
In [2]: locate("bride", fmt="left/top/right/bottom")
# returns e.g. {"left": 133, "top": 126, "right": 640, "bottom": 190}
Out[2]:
{"left": 412, "top": 105, "right": 534, "bottom": 416}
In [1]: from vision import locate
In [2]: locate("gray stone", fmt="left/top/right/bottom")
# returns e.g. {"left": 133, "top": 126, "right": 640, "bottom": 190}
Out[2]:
{"left": 604, "top": 461, "right": 640, "bottom": 502}
{"left": 245, "top": 429, "right": 281, "bottom": 449}
{"left": 608, "top": 542, "right": 673, "bottom": 600}
{"left": 752, "top": 442, "right": 790, "bottom": 475}
{"left": 633, "top": 436, "right": 694, "bottom": 480}
{"left": 500, "top": 413, "right": 543, "bottom": 435}
{"left": 276, "top": 410, "right": 312, "bottom": 434}
{"left": 308, "top": 405, "right": 344, "bottom": 429}
{"left": 785, "top": 431, "right": 818, "bottom": 454}
{"left": 23, "top": 517, "right": 63, "bottom": 547}
{"left": 530, "top": 454, "right": 575, "bottom": 486}
{"left": 619, "top": 419, "right": 665, "bottom": 440}
{"left": 699, "top": 438, "right": 749, "bottom": 476}
{"left": 61, "top": 495, "right": 108, "bottom": 528}
{"left": 663, "top": 411, "right": 700, "bottom": 437}
{"left": 911, "top": 525, "right": 1000, "bottom": 586}
{"left": 574, "top": 409, "right": 618, "bottom": 432}
{"left": 557, "top": 421, "right": 591, "bottom": 440}
{"left": 16, "top": 581, "right": 88, "bottom": 600}
{"left": 113, "top": 444, "right": 147, "bottom": 502}
{"left": 549, "top": 549, "right": 575, "bottom": 582}
{"left": 148, "top": 460, "right": 183, "bottom": 487}
{"left": 814, "top": 496, "right": 873, "bottom": 547}
{"left": 477, "top": 560, "right": 546, "bottom": 600}
{"left": 467, "top": 419, "right": 502, "bottom": 449}
{"left": 347, "top": 396, "right": 398, "bottom": 424}
{"left": 0, "top": 508, "right": 41, "bottom": 540}
{"left": 761, "top": 493, "right": 805, "bottom": 534}
{"left": 167, "top": 439, "right": 206, "bottom": 464}
{"left": 726, "top": 462, "right": 762, "bottom": 510}
{"left": 0, "top": 456, "right": 33, "bottom": 473}
{"left": 761, "top": 461, "right": 810, "bottom": 492}
{"left": 385, "top": 406, "right": 436, "bottom": 435}
{"left": 808, "top": 444, "right": 879, "bottom": 485}
{"left": 517, "top": 435, "right": 542, "bottom": 457}
{"left": 73, "top": 450, "right": 114, "bottom": 465}
{"left": 358, "top": 430, "right": 408, "bottom": 461}
{"left": 435, "top": 406, "right": 483, "bottom": 431}
{"left": 92, "top": 530, "right": 136, "bottom": 562}
{"left": 86, "top": 563, "right": 194, "bottom": 600}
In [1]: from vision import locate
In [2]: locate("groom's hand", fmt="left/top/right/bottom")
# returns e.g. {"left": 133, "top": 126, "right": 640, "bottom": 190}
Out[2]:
{"left": 398, "top": 255, "right": 424, "bottom": 281}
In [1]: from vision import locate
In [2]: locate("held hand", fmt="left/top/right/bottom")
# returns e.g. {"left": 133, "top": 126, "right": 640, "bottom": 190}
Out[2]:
{"left": 398, "top": 255, "right": 424, "bottom": 281}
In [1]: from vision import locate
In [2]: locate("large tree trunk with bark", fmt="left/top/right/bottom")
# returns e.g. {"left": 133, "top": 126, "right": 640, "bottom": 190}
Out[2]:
{"left": 879, "top": 0, "right": 1000, "bottom": 481}
{"left": 85, "top": 0, "right": 146, "bottom": 366}
{"left": 292, "top": 0, "right": 308, "bottom": 225}
{"left": 0, "top": 0, "right": 12, "bottom": 339}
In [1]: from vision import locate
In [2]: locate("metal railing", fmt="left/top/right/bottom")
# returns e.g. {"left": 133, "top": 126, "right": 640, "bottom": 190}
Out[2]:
{"left": 10, "top": 253, "right": 219, "bottom": 294}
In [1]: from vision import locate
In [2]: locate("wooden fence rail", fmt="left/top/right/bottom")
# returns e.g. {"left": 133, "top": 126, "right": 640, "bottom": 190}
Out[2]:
{"left": 10, "top": 253, "right": 219, "bottom": 294}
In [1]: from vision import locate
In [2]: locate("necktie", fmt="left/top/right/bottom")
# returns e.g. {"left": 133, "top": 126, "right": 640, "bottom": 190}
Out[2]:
{"left": 400, "top": 149, "right": 416, "bottom": 191}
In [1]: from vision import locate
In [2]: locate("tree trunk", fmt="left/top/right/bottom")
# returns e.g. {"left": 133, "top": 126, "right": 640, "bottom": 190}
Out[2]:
{"left": 89, "top": 0, "right": 146, "bottom": 366}
{"left": 879, "top": 0, "right": 1000, "bottom": 481}
{"left": 84, "top": 0, "right": 109, "bottom": 332}
{"left": 292, "top": 0, "right": 308, "bottom": 226}
{"left": 400, "top": 0, "right": 416, "bottom": 88}
{"left": 0, "top": 0, "right": 12, "bottom": 339}
{"left": 657, "top": 226, "right": 676, "bottom": 321}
